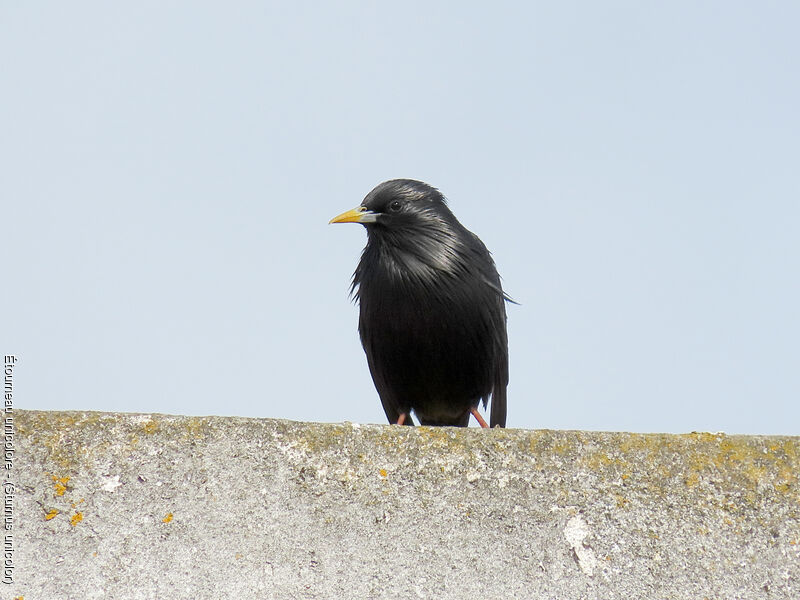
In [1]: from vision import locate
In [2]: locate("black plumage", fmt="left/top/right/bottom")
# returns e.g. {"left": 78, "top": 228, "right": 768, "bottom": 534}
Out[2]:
{"left": 330, "top": 179, "right": 509, "bottom": 428}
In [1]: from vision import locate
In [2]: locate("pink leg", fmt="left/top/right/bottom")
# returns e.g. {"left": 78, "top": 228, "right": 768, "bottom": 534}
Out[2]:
{"left": 470, "top": 408, "right": 489, "bottom": 429}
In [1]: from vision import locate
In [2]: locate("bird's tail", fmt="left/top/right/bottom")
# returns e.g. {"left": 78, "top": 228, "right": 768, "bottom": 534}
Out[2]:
{"left": 490, "top": 384, "right": 507, "bottom": 428}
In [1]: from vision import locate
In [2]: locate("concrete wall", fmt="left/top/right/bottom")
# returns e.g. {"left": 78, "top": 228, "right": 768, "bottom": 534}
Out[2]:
{"left": 7, "top": 410, "right": 800, "bottom": 599}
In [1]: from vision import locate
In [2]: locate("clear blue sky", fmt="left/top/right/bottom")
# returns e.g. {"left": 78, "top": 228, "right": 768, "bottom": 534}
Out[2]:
{"left": 3, "top": 3, "right": 798, "bottom": 434}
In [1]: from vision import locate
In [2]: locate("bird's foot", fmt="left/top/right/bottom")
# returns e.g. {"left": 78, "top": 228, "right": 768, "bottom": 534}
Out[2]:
{"left": 395, "top": 413, "right": 408, "bottom": 426}
{"left": 470, "top": 408, "right": 489, "bottom": 429}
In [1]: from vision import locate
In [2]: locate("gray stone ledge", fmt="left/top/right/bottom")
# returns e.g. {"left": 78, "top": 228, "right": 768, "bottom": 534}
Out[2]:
{"left": 7, "top": 410, "right": 800, "bottom": 599}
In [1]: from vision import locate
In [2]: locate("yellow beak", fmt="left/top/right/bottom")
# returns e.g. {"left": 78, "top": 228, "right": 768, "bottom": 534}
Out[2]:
{"left": 329, "top": 206, "right": 378, "bottom": 224}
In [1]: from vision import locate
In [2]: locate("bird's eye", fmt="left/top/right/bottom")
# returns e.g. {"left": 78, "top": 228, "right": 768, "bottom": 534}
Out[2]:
{"left": 388, "top": 200, "right": 402, "bottom": 212}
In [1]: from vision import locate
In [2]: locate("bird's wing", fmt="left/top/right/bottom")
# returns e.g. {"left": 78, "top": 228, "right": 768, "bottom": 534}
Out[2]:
{"left": 359, "top": 312, "right": 415, "bottom": 426}
{"left": 465, "top": 230, "right": 510, "bottom": 428}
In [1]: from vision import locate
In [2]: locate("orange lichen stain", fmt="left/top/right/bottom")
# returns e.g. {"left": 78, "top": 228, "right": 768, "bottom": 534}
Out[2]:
{"left": 70, "top": 512, "right": 84, "bottom": 526}
{"left": 615, "top": 494, "right": 629, "bottom": 508}
{"left": 183, "top": 418, "right": 208, "bottom": 440}
{"left": 51, "top": 474, "right": 70, "bottom": 496}
{"left": 620, "top": 473, "right": 630, "bottom": 480}
{"left": 715, "top": 438, "right": 760, "bottom": 469}
{"left": 685, "top": 472, "right": 700, "bottom": 487}
{"left": 379, "top": 469, "right": 388, "bottom": 478}
{"left": 143, "top": 419, "right": 159, "bottom": 434}
{"left": 71, "top": 498, "right": 85, "bottom": 509}
{"left": 162, "top": 512, "right": 173, "bottom": 523}
{"left": 44, "top": 509, "right": 59, "bottom": 521}
{"left": 235, "top": 552, "right": 243, "bottom": 560}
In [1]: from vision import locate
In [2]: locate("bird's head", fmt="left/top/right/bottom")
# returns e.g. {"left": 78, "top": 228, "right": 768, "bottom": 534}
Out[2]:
{"left": 329, "top": 179, "right": 454, "bottom": 233}
{"left": 330, "top": 179, "right": 477, "bottom": 290}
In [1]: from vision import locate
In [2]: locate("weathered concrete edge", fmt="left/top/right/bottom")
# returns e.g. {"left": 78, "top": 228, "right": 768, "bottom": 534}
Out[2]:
{"left": 14, "top": 408, "right": 800, "bottom": 489}
{"left": 8, "top": 409, "right": 800, "bottom": 600}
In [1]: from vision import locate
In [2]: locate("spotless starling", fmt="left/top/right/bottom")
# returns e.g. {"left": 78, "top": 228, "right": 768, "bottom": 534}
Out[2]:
{"left": 330, "top": 179, "right": 510, "bottom": 428}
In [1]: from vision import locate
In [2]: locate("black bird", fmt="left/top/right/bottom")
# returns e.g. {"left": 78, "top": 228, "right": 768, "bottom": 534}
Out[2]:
{"left": 330, "top": 179, "right": 509, "bottom": 428}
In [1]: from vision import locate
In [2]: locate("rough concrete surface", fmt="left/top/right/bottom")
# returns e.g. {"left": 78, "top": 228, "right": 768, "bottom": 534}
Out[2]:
{"left": 6, "top": 410, "right": 800, "bottom": 599}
